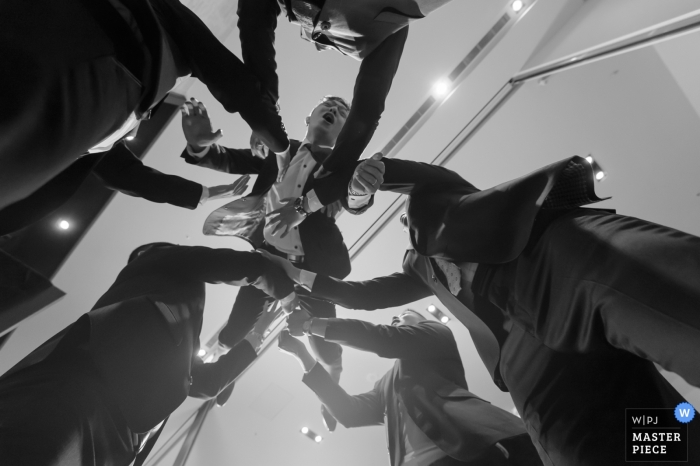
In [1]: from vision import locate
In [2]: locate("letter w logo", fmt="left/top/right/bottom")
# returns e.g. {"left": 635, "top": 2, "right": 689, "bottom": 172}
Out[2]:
{"left": 679, "top": 409, "right": 691, "bottom": 418}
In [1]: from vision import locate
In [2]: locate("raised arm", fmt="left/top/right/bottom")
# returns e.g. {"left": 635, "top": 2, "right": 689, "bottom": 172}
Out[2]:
{"left": 310, "top": 270, "right": 432, "bottom": 311}
{"left": 303, "top": 363, "right": 386, "bottom": 428}
{"left": 237, "top": 0, "right": 281, "bottom": 106}
{"left": 129, "top": 246, "right": 296, "bottom": 300}
{"left": 151, "top": 0, "right": 289, "bottom": 153}
{"left": 94, "top": 142, "right": 203, "bottom": 209}
{"left": 320, "top": 27, "right": 409, "bottom": 174}
{"left": 189, "top": 338, "right": 258, "bottom": 399}
{"left": 321, "top": 320, "right": 458, "bottom": 361}
{"left": 278, "top": 331, "right": 385, "bottom": 428}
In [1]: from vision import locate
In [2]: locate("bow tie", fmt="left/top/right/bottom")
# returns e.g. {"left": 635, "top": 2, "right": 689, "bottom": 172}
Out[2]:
{"left": 301, "top": 143, "right": 332, "bottom": 164}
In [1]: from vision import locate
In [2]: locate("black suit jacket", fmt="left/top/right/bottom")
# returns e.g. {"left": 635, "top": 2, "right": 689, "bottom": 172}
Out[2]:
{"left": 0, "top": 0, "right": 289, "bottom": 235}
{"left": 181, "top": 140, "right": 351, "bottom": 279}
{"left": 237, "top": 0, "right": 410, "bottom": 173}
{"left": 314, "top": 156, "right": 605, "bottom": 263}
{"left": 3, "top": 245, "right": 295, "bottom": 435}
{"left": 302, "top": 319, "right": 526, "bottom": 465}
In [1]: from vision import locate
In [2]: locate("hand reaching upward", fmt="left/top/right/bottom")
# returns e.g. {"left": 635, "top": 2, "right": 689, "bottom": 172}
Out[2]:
{"left": 181, "top": 98, "right": 223, "bottom": 151}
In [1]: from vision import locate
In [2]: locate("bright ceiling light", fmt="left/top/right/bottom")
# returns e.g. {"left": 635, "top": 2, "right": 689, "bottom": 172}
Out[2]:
{"left": 596, "top": 171, "right": 605, "bottom": 180}
{"left": 511, "top": 0, "right": 524, "bottom": 12}
{"left": 585, "top": 156, "right": 593, "bottom": 164}
{"left": 314, "top": 435, "right": 323, "bottom": 443}
{"left": 197, "top": 348, "right": 206, "bottom": 357}
{"left": 58, "top": 220, "right": 70, "bottom": 230}
{"left": 432, "top": 79, "right": 450, "bottom": 98}
{"left": 440, "top": 316, "right": 450, "bottom": 323}
{"left": 427, "top": 305, "right": 436, "bottom": 313}
{"left": 301, "top": 427, "right": 309, "bottom": 434}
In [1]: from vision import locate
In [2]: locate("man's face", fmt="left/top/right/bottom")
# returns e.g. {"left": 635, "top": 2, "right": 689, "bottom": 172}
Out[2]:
{"left": 307, "top": 99, "right": 349, "bottom": 144}
{"left": 391, "top": 310, "right": 424, "bottom": 327}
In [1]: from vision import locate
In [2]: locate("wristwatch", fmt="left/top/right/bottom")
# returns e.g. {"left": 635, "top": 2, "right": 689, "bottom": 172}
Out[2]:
{"left": 302, "top": 318, "right": 314, "bottom": 335}
{"left": 293, "top": 196, "right": 311, "bottom": 217}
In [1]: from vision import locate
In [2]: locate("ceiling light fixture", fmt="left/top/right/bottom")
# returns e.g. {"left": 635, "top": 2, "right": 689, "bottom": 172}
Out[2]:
{"left": 58, "top": 220, "right": 70, "bottom": 230}
{"left": 432, "top": 79, "right": 451, "bottom": 98}
{"left": 511, "top": 1, "right": 524, "bottom": 12}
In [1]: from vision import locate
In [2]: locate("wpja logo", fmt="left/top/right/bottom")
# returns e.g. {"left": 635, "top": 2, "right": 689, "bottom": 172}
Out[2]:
{"left": 626, "top": 403, "right": 695, "bottom": 462}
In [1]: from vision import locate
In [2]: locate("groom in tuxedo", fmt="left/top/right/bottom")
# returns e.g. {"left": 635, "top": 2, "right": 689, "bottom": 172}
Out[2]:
{"left": 264, "top": 155, "right": 700, "bottom": 464}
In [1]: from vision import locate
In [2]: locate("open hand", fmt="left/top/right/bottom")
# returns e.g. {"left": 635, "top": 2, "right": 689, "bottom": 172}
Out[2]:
{"left": 287, "top": 308, "right": 313, "bottom": 337}
{"left": 206, "top": 175, "right": 250, "bottom": 201}
{"left": 181, "top": 98, "right": 223, "bottom": 151}
{"left": 350, "top": 153, "right": 384, "bottom": 195}
{"left": 266, "top": 198, "right": 305, "bottom": 238}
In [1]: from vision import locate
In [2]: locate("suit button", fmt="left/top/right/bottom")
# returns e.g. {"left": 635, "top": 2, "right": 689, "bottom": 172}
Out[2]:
{"left": 320, "top": 21, "right": 331, "bottom": 31}
{"left": 297, "top": 185, "right": 301, "bottom": 188}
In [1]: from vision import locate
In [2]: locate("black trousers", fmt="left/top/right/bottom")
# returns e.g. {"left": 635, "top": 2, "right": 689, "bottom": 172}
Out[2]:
{"left": 478, "top": 208, "right": 700, "bottom": 387}
{"left": 430, "top": 433, "right": 542, "bottom": 465}
{"left": 0, "top": 318, "right": 136, "bottom": 466}
{"left": 499, "top": 324, "right": 698, "bottom": 466}
{"left": 218, "top": 242, "right": 342, "bottom": 376}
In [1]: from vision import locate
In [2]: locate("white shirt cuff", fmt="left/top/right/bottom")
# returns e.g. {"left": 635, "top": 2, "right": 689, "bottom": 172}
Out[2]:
{"left": 198, "top": 185, "right": 209, "bottom": 206}
{"left": 348, "top": 193, "right": 371, "bottom": 209}
{"left": 187, "top": 144, "right": 212, "bottom": 158}
{"left": 298, "top": 270, "right": 317, "bottom": 291}
{"left": 305, "top": 190, "right": 323, "bottom": 213}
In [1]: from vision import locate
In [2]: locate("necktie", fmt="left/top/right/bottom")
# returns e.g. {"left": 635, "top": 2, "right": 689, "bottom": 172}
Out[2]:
{"left": 434, "top": 258, "right": 462, "bottom": 296}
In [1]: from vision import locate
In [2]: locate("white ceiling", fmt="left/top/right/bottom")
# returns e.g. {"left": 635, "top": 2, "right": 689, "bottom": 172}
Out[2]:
{"left": 3, "top": 1, "right": 700, "bottom": 465}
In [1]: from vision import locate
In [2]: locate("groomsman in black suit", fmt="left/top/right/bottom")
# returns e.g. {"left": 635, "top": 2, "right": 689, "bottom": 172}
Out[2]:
{"left": 263, "top": 155, "right": 700, "bottom": 465}
{"left": 236, "top": 0, "right": 454, "bottom": 177}
{"left": 0, "top": 243, "right": 295, "bottom": 466}
{"left": 278, "top": 310, "right": 542, "bottom": 466}
{"left": 0, "top": 0, "right": 290, "bottom": 233}
{"left": 178, "top": 95, "right": 369, "bottom": 430}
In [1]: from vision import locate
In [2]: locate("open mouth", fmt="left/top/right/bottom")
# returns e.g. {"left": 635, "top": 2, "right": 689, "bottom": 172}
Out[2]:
{"left": 322, "top": 112, "right": 335, "bottom": 124}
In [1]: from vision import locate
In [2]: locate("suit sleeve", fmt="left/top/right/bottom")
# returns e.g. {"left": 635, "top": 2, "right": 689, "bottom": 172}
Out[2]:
{"left": 323, "top": 320, "right": 457, "bottom": 360}
{"left": 189, "top": 340, "right": 257, "bottom": 399}
{"left": 320, "top": 27, "right": 408, "bottom": 174}
{"left": 150, "top": 0, "right": 289, "bottom": 153}
{"left": 302, "top": 363, "right": 385, "bottom": 428}
{"left": 237, "top": 0, "right": 281, "bottom": 105}
{"left": 311, "top": 270, "right": 432, "bottom": 310}
{"left": 93, "top": 143, "right": 202, "bottom": 209}
{"left": 180, "top": 144, "right": 266, "bottom": 175}
{"left": 153, "top": 246, "right": 295, "bottom": 299}
{"left": 313, "top": 157, "right": 474, "bottom": 208}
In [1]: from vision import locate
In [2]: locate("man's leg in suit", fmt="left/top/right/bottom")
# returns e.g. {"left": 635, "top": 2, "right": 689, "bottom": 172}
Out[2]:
{"left": 499, "top": 209, "right": 700, "bottom": 386}
{"left": 500, "top": 324, "right": 698, "bottom": 466}
{"left": 0, "top": 0, "right": 142, "bottom": 210}
{"left": 218, "top": 285, "right": 274, "bottom": 348}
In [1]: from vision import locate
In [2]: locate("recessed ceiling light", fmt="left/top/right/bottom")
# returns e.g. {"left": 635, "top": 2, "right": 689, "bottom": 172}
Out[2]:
{"left": 596, "top": 171, "right": 605, "bottom": 180}
{"left": 427, "top": 305, "right": 436, "bottom": 313}
{"left": 432, "top": 79, "right": 450, "bottom": 98}
{"left": 58, "top": 220, "right": 70, "bottom": 230}
{"left": 440, "top": 316, "right": 450, "bottom": 323}
{"left": 512, "top": 1, "right": 524, "bottom": 12}
{"left": 314, "top": 435, "right": 323, "bottom": 443}
{"left": 197, "top": 348, "right": 206, "bottom": 357}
